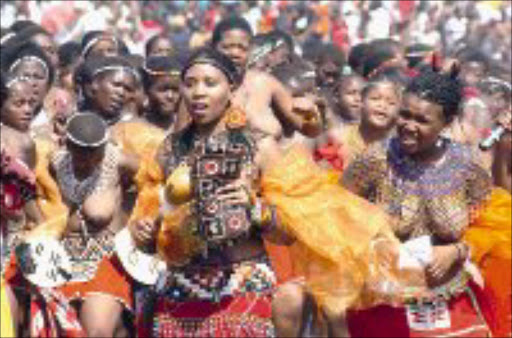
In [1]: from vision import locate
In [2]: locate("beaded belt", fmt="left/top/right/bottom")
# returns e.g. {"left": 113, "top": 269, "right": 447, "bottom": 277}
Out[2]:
{"left": 62, "top": 230, "right": 115, "bottom": 282}
{"left": 154, "top": 256, "right": 276, "bottom": 302}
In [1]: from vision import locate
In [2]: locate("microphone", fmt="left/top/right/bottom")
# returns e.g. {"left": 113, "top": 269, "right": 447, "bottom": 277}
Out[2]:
{"left": 479, "top": 125, "right": 505, "bottom": 150}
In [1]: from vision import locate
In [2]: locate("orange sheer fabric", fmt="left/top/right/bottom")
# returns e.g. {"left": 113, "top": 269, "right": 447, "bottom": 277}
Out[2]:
{"left": 30, "top": 138, "right": 68, "bottom": 238}
{"left": 132, "top": 143, "right": 428, "bottom": 313}
{"left": 0, "top": 281, "right": 14, "bottom": 337}
{"left": 465, "top": 188, "right": 512, "bottom": 337}
{"left": 130, "top": 152, "right": 206, "bottom": 267}
{"left": 111, "top": 121, "right": 166, "bottom": 159}
{"left": 261, "top": 144, "right": 426, "bottom": 314}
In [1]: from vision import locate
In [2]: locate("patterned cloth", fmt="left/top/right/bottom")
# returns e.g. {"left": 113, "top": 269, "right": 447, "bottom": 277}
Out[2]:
{"left": 342, "top": 137, "right": 492, "bottom": 243}
{"left": 136, "top": 256, "right": 275, "bottom": 338}
{"left": 61, "top": 230, "right": 116, "bottom": 283}
{"left": 342, "top": 137, "right": 496, "bottom": 336}
{"left": 29, "top": 287, "right": 85, "bottom": 338}
{"left": 348, "top": 280, "right": 491, "bottom": 338}
{"left": 1, "top": 150, "right": 36, "bottom": 274}
{"left": 1, "top": 280, "right": 15, "bottom": 337}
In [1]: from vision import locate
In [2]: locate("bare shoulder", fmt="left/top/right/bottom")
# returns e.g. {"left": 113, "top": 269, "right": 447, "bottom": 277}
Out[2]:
{"left": 326, "top": 124, "right": 345, "bottom": 143}
{"left": 18, "top": 132, "right": 37, "bottom": 169}
{"left": 245, "top": 69, "right": 277, "bottom": 86}
{"left": 254, "top": 135, "right": 281, "bottom": 171}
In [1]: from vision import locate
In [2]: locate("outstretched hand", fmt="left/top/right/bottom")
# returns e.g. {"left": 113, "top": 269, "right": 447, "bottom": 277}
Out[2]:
{"left": 129, "top": 217, "right": 161, "bottom": 249}
{"left": 425, "top": 245, "right": 459, "bottom": 283}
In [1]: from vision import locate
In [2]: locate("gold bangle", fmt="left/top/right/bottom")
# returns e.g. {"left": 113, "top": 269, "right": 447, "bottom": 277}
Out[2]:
{"left": 261, "top": 204, "right": 273, "bottom": 226}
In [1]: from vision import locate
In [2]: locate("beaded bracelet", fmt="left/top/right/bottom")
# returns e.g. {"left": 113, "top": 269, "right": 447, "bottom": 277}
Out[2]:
{"left": 250, "top": 198, "right": 277, "bottom": 234}
{"left": 260, "top": 204, "right": 277, "bottom": 234}
{"left": 250, "top": 198, "right": 263, "bottom": 226}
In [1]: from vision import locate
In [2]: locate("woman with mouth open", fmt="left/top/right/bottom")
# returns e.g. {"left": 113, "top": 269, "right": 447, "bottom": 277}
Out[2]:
{"left": 176, "top": 16, "right": 323, "bottom": 142}
{"left": 4, "top": 111, "right": 141, "bottom": 337}
{"left": 90, "top": 47, "right": 432, "bottom": 338}
{"left": 76, "top": 55, "right": 167, "bottom": 224}
{"left": 318, "top": 73, "right": 402, "bottom": 174}
{"left": 342, "top": 68, "right": 511, "bottom": 337}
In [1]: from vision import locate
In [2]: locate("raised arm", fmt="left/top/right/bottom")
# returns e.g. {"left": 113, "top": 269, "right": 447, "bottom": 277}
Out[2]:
{"left": 251, "top": 70, "right": 323, "bottom": 138}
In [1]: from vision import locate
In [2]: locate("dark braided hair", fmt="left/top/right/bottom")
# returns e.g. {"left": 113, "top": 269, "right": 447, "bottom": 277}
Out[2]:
{"left": 405, "top": 68, "right": 463, "bottom": 123}
{"left": 456, "top": 47, "right": 490, "bottom": 72}
{"left": 362, "top": 39, "right": 403, "bottom": 80}
{"left": 181, "top": 47, "right": 242, "bottom": 86}
{"left": 268, "top": 29, "right": 294, "bottom": 53}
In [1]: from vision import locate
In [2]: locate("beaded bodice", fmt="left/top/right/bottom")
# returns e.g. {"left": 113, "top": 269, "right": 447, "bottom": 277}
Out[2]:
{"left": 342, "top": 138, "right": 492, "bottom": 243}
{"left": 51, "top": 143, "right": 120, "bottom": 207}
{"left": 158, "top": 126, "right": 258, "bottom": 249}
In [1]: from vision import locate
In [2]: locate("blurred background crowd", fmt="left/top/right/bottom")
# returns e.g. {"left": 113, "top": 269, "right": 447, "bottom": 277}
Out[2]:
{"left": 1, "top": 0, "right": 511, "bottom": 81}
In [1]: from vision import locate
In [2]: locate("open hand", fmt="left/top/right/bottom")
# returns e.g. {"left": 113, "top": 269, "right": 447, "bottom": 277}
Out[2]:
{"left": 426, "top": 245, "right": 459, "bottom": 282}
{"left": 215, "top": 177, "right": 252, "bottom": 208}
{"left": 128, "top": 217, "right": 161, "bottom": 249}
{"left": 292, "top": 95, "right": 320, "bottom": 122}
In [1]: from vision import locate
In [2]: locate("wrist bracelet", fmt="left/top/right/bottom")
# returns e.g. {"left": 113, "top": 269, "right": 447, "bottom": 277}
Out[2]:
{"left": 250, "top": 198, "right": 277, "bottom": 233}
{"left": 250, "top": 198, "right": 263, "bottom": 227}
{"left": 260, "top": 205, "right": 277, "bottom": 234}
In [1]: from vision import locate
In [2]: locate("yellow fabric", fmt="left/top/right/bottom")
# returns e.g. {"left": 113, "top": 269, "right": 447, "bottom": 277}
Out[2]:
{"left": 1, "top": 280, "right": 14, "bottom": 338}
{"left": 130, "top": 141, "right": 427, "bottom": 311}
{"left": 261, "top": 144, "right": 426, "bottom": 314}
{"left": 131, "top": 152, "right": 165, "bottom": 222}
{"left": 157, "top": 202, "right": 206, "bottom": 267}
{"left": 32, "top": 137, "right": 68, "bottom": 238}
{"left": 339, "top": 124, "right": 368, "bottom": 170}
{"left": 464, "top": 188, "right": 512, "bottom": 337}
{"left": 465, "top": 188, "right": 511, "bottom": 263}
{"left": 129, "top": 153, "right": 206, "bottom": 267}
{"left": 111, "top": 121, "right": 165, "bottom": 159}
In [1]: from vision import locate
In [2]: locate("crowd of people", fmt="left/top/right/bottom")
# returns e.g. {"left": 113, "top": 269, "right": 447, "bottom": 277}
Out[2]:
{"left": 0, "top": 1, "right": 511, "bottom": 338}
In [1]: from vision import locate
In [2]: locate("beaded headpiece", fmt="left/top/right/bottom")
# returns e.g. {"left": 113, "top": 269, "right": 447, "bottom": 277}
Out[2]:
{"left": 8, "top": 56, "right": 49, "bottom": 79}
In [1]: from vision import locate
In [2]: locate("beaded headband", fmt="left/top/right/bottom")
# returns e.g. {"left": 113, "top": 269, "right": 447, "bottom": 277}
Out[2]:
{"left": 142, "top": 64, "right": 180, "bottom": 77}
{"left": 248, "top": 43, "right": 273, "bottom": 66}
{"left": 5, "top": 75, "right": 32, "bottom": 88}
{"left": 183, "top": 57, "right": 238, "bottom": 84}
{"left": 9, "top": 56, "right": 49, "bottom": 79}
{"left": 91, "top": 65, "right": 141, "bottom": 82}
{"left": 0, "top": 32, "right": 16, "bottom": 45}
{"left": 82, "top": 35, "right": 118, "bottom": 58}
{"left": 65, "top": 113, "right": 110, "bottom": 148}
